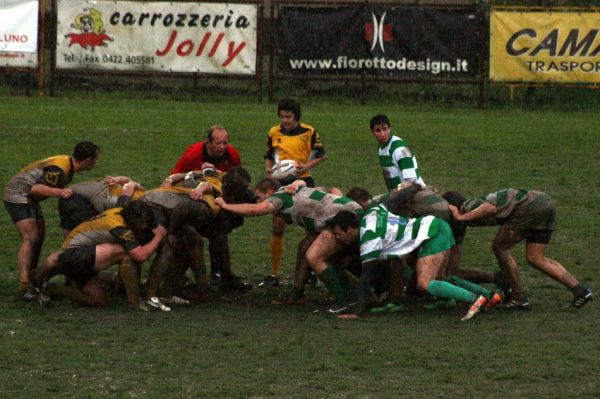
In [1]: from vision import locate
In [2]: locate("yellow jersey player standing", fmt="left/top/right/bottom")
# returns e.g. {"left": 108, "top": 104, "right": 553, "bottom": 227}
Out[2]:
{"left": 261, "top": 99, "right": 327, "bottom": 287}
{"left": 3, "top": 141, "right": 99, "bottom": 297}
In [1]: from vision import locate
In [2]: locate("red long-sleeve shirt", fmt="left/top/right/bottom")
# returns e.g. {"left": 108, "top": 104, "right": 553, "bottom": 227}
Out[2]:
{"left": 171, "top": 141, "right": 242, "bottom": 174}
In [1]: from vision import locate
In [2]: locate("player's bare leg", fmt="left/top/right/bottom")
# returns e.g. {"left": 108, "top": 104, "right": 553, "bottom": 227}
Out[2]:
{"left": 525, "top": 243, "right": 579, "bottom": 289}
{"left": 492, "top": 225, "right": 525, "bottom": 300}
{"left": 14, "top": 218, "right": 44, "bottom": 291}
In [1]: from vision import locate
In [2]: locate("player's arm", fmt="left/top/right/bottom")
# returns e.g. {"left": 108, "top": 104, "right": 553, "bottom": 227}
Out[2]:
{"left": 190, "top": 181, "right": 213, "bottom": 200}
{"left": 161, "top": 173, "right": 186, "bottom": 187}
{"left": 215, "top": 197, "right": 277, "bottom": 216}
{"left": 126, "top": 225, "right": 167, "bottom": 263}
{"left": 104, "top": 176, "right": 132, "bottom": 185}
{"left": 449, "top": 202, "right": 497, "bottom": 222}
{"left": 264, "top": 136, "right": 275, "bottom": 175}
{"left": 391, "top": 145, "right": 421, "bottom": 186}
{"left": 283, "top": 179, "right": 307, "bottom": 194}
{"left": 31, "top": 165, "right": 72, "bottom": 199}
{"left": 30, "top": 184, "right": 72, "bottom": 199}
{"left": 296, "top": 155, "right": 327, "bottom": 174}
{"left": 296, "top": 132, "right": 327, "bottom": 173}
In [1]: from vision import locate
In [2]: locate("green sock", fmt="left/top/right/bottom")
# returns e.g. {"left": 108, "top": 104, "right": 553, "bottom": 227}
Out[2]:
{"left": 336, "top": 269, "right": 357, "bottom": 302}
{"left": 447, "top": 276, "right": 491, "bottom": 297}
{"left": 426, "top": 280, "right": 478, "bottom": 303}
{"left": 319, "top": 267, "right": 347, "bottom": 306}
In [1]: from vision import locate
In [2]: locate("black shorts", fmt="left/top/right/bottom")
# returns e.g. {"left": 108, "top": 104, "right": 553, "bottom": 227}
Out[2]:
{"left": 521, "top": 229, "right": 552, "bottom": 244}
{"left": 3, "top": 201, "right": 44, "bottom": 223}
{"left": 58, "top": 246, "right": 97, "bottom": 287}
{"left": 58, "top": 194, "right": 98, "bottom": 230}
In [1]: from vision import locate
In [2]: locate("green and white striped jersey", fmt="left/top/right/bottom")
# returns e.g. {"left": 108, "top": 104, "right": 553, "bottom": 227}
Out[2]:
{"left": 266, "top": 187, "right": 362, "bottom": 232}
{"left": 360, "top": 204, "right": 438, "bottom": 263}
{"left": 378, "top": 135, "right": 425, "bottom": 191}
{"left": 463, "top": 188, "right": 555, "bottom": 230}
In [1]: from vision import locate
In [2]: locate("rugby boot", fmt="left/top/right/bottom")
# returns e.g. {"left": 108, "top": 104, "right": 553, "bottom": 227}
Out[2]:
{"left": 461, "top": 295, "right": 487, "bottom": 321}
{"left": 484, "top": 292, "right": 502, "bottom": 311}
{"left": 571, "top": 286, "right": 593, "bottom": 309}
{"left": 146, "top": 297, "right": 171, "bottom": 312}
{"left": 258, "top": 274, "right": 280, "bottom": 288}
{"left": 502, "top": 296, "right": 531, "bottom": 310}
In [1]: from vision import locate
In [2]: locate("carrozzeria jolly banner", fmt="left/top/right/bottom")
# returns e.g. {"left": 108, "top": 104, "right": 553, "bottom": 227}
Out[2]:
{"left": 56, "top": 0, "right": 257, "bottom": 74}
{"left": 490, "top": 10, "right": 600, "bottom": 83}
{"left": 0, "top": 0, "right": 39, "bottom": 68}
{"left": 277, "top": 5, "right": 480, "bottom": 80}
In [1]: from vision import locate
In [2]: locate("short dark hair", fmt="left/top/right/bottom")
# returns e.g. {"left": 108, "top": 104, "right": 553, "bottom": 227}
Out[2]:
{"left": 369, "top": 114, "right": 391, "bottom": 131}
{"left": 223, "top": 166, "right": 252, "bottom": 203}
{"left": 278, "top": 98, "right": 301, "bottom": 121}
{"left": 346, "top": 187, "right": 372, "bottom": 204}
{"left": 442, "top": 191, "right": 466, "bottom": 208}
{"left": 327, "top": 210, "right": 360, "bottom": 231}
{"left": 254, "top": 178, "right": 281, "bottom": 194}
{"left": 72, "top": 141, "right": 99, "bottom": 161}
{"left": 120, "top": 201, "right": 157, "bottom": 236}
{"left": 207, "top": 125, "right": 227, "bottom": 142}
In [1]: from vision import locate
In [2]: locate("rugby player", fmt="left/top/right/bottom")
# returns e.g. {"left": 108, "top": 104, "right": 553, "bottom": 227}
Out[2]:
{"left": 329, "top": 209, "right": 499, "bottom": 320}
{"left": 446, "top": 188, "right": 593, "bottom": 309}
{"left": 3, "top": 141, "right": 99, "bottom": 296}
{"left": 28, "top": 201, "right": 166, "bottom": 308}
{"left": 144, "top": 167, "right": 253, "bottom": 304}
{"left": 347, "top": 185, "right": 502, "bottom": 295}
{"left": 215, "top": 178, "right": 362, "bottom": 313}
{"left": 58, "top": 176, "right": 144, "bottom": 237}
{"left": 262, "top": 99, "right": 327, "bottom": 288}
{"left": 369, "top": 114, "right": 425, "bottom": 191}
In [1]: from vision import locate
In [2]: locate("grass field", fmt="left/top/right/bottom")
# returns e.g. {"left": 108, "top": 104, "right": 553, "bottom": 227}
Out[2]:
{"left": 0, "top": 96, "right": 599, "bottom": 398}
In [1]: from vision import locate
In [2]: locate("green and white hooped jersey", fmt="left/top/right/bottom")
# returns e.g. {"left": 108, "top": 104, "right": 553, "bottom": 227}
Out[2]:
{"left": 360, "top": 204, "right": 437, "bottom": 263}
{"left": 267, "top": 187, "right": 362, "bottom": 232}
{"left": 378, "top": 135, "right": 425, "bottom": 191}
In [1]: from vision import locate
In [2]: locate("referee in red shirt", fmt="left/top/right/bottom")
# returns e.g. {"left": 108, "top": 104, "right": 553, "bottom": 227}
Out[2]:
{"left": 171, "top": 125, "right": 241, "bottom": 174}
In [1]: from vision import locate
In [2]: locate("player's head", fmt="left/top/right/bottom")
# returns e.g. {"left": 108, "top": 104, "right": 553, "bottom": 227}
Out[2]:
{"left": 370, "top": 114, "right": 392, "bottom": 145}
{"left": 346, "top": 187, "right": 372, "bottom": 211}
{"left": 73, "top": 141, "right": 100, "bottom": 171}
{"left": 442, "top": 191, "right": 466, "bottom": 211}
{"left": 120, "top": 201, "right": 158, "bottom": 243}
{"left": 223, "top": 166, "right": 254, "bottom": 204}
{"left": 327, "top": 210, "right": 360, "bottom": 245}
{"left": 278, "top": 98, "right": 301, "bottom": 130}
{"left": 206, "top": 125, "right": 229, "bottom": 159}
{"left": 253, "top": 178, "right": 281, "bottom": 202}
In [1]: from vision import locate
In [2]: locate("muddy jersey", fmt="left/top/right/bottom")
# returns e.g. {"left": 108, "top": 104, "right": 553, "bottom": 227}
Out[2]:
{"left": 142, "top": 186, "right": 219, "bottom": 217}
{"left": 266, "top": 187, "right": 362, "bottom": 232}
{"left": 182, "top": 170, "right": 224, "bottom": 197}
{"left": 396, "top": 188, "right": 450, "bottom": 221}
{"left": 3, "top": 156, "right": 74, "bottom": 204}
{"left": 265, "top": 123, "right": 325, "bottom": 180}
{"left": 70, "top": 181, "right": 144, "bottom": 212}
{"left": 62, "top": 207, "right": 139, "bottom": 251}
{"left": 463, "top": 188, "right": 556, "bottom": 231}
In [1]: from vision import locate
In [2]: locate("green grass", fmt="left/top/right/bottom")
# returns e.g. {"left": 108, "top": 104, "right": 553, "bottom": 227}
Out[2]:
{"left": 1, "top": 97, "right": 599, "bottom": 398}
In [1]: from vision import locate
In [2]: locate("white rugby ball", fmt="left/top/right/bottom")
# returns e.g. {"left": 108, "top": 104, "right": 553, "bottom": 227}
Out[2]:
{"left": 270, "top": 160, "right": 297, "bottom": 181}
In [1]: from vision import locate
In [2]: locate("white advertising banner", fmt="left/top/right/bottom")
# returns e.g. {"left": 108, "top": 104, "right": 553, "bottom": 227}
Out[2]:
{"left": 56, "top": 0, "right": 257, "bottom": 75}
{"left": 0, "top": 0, "right": 39, "bottom": 68}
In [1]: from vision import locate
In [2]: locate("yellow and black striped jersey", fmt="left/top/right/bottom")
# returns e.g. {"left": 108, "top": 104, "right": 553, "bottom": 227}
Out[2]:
{"left": 62, "top": 207, "right": 139, "bottom": 251}
{"left": 265, "top": 123, "right": 325, "bottom": 179}
{"left": 3, "top": 155, "right": 74, "bottom": 204}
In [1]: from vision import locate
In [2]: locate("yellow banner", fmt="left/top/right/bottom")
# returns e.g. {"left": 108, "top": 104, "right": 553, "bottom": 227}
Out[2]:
{"left": 490, "top": 11, "right": 600, "bottom": 83}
